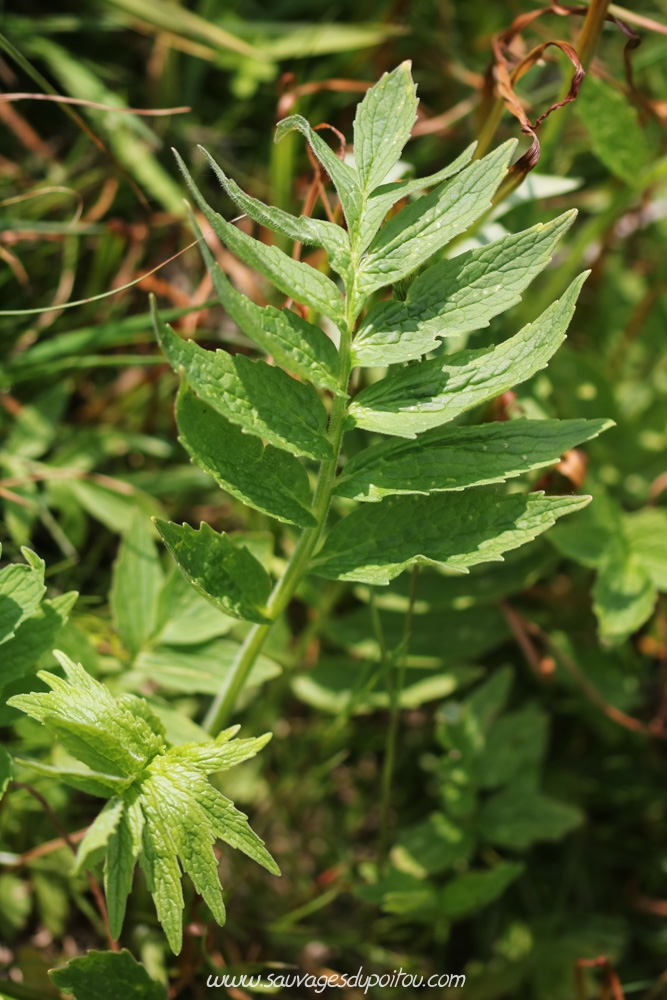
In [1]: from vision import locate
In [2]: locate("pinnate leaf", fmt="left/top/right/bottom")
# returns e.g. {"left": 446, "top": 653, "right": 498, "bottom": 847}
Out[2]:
{"left": 314, "top": 489, "right": 591, "bottom": 584}
{"left": 9, "top": 654, "right": 278, "bottom": 954}
{"left": 353, "top": 212, "right": 576, "bottom": 366}
{"left": 153, "top": 301, "right": 332, "bottom": 461}
{"left": 155, "top": 520, "right": 272, "bottom": 624}
{"left": 349, "top": 273, "right": 588, "bottom": 437}
{"left": 336, "top": 417, "right": 611, "bottom": 501}
{"left": 176, "top": 387, "right": 316, "bottom": 528}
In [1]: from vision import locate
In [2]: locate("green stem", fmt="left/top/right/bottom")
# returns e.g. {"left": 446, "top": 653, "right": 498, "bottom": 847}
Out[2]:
{"left": 205, "top": 301, "right": 354, "bottom": 735}
{"left": 377, "top": 566, "right": 420, "bottom": 871}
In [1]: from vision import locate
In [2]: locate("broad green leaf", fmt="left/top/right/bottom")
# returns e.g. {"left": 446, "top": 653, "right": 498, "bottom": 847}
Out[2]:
{"left": 0, "top": 590, "right": 77, "bottom": 691}
{"left": 50, "top": 949, "right": 167, "bottom": 1000}
{"left": 0, "top": 745, "right": 12, "bottom": 803}
{"left": 110, "top": 512, "right": 163, "bottom": 657}
{"left": 0, "top": 547, "right": 46, "bottom": 645}
{"left": 478, "top": 782, "right": 583, "bottom": 850}
{"left": 440, "top": 862, "right": 524, "bottom": 919}
{"left": 154, "top": 520, "right": 272, "bottom": 624}
{"left": 593, "top": 540, "right": 656, "bottom": 645}
{"left": 477, "top": 706, "right": 548, "bottom": 789}
{"left": 353, "top": 212, "right": 576, "bottom": 366}
{"left": 353, "top": 61, "right": 417, "bottom": 194}
{"left": 357, "top": 144, "right": 476, "bottom": 254}
{"left": 336, "top": 418, "right": 611, "bottom": 501}
{"left": 624, "top": 507, "right": 667, "bottom": 592}
{"left": 274, "top": 114, "right": 363, "bottom": 235}
{"left": 173, "top": 151, "right": 345, "bottom": 325}
{"left": 313, "top": 489, "right": 591, "bottom": 584}
{"left": 10, "top": 654, "right": 278, "bottom": 954}
{"left": 548, "top": 486, "right": 621, "bottom": 569}
{"left": 153, "top": 304, "right": 332, "bottom": 461}
{"left": 349, "top": 273, "right": 588, "bottom": 437}
{"left": 190, "top": 212, "right": 342, "bottom": 393}
{"left": 576, "top": 75, "right": 650, "bottom": 185}
{"left": 198, "top": 145, "right": 351, "bottom": 275}
{"left": 355, "top": 141, "right": 516, "bottom": 299}
{"left": 132, "top": 639, "right": 281, "bottom": 695}
{"left": 176, "top": 387, "right": 316, "bottom": 528}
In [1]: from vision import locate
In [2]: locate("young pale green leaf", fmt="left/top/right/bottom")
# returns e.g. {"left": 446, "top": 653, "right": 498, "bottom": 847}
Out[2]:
{"left": 133, "top": 638, "right": 280, "bottom": 695}
{"left": 176, "top": 387, "right": 316, "bottom": 528}
{"left": 154, "top": 520, "right": 272, "bottom": 624}
{"left": 349, "top": 273, "right": 588, "bottom": 437}
{"left": 153, "top": 302, "right": 332, "bottom": 461}
{"left": 274, "top": 114, "right": 363, "bottom": 235}
{"left": 8, "top": 653, "right": 167, "bottom": 781}
{"left": 353, "top": 212, "right": 576, "bottom": 366}
{"left": 196, "top": 145, "right": 351, "bottom": 275}
{"left": 593, "top": 540, "right": 656, "bottom": 645}
{"left": 190, "top": 212, "right": 341, "bottom": 393}
{"left": 110, "top": 511, "right": 164, "bottom": 657}
{"left": 355, "top": 141, "right": 516, "bottom": 300}
{"left": 173, "top": 151, "right": 345, "bottom": 325}
{"left": 357, "top": 144, "right": 476, "bottom": 255}
{"left": 13, "top": 757, "right": 130, "bottom": 797}
{"left": 352, "top": 61, "right": 418, "bottom": 194}
{"left": 336, "top": 417, "right": 612, "bottom": 502}
{"left": 11, "top": 654, "right": 278, "bottom": 954}
{"left": 313, "top": 489, "right": 591, "bottom": 584}
{"left": 50, "top": 949, "right": 168, "bottom": 1000}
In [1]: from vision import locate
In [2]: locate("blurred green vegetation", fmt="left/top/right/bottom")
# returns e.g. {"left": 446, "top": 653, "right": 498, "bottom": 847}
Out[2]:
{"left": 2, "top": 1, "right": 667, "bottom": 998}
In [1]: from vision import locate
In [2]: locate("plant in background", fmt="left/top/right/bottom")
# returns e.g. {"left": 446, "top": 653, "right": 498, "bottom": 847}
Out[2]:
{"left": 152, "top": 61, "right": 608, "bottom": 740}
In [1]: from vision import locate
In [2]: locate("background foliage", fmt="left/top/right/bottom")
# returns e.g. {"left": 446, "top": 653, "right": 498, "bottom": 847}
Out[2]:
{"left": 1, "top": 1, "right": 667, "bottom": 998}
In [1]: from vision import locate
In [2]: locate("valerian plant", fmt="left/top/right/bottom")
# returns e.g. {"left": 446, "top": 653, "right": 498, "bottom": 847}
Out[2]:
{"left": 152, "top": 61, "right": 608, "bottom": 736}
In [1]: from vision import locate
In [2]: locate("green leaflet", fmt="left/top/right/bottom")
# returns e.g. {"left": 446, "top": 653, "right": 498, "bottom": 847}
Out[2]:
{"left": 153, "top": 302, "right": 332, "bottom": 461}
{"left": 154, "top": 520, "right": 272, "bottom": 624}
{"left": 173, "top": 151, "right": 345, "bottom": 325}
{"left": 197, "top": 145, "right": 351, "bottom": 276}
{"left": 176, "top": 387, "right": 316, "bottom": 528}
{"left": 356, "top": 144, "right": 476, "bottom": 256}
{"left": 352, "top": 212, "right": 576, "bottom": 366}
{"left": 349, "top": 273, "right": 588, "bottom": 437}
{"left": 0, "top": 590, "right": 78, "bottom": 693}
{"left": 478, "top": 782, "right": 582, "bottom": 850}
{"left": 50, "top": 949, "right": 168, "bottom": 1000}
{"left": 313, "top": 490, "right": 591, "bottom": 584}
{"left": 9, "top": 653, "right": 278, "bottom": 955}
{"left": 336, "top": 418, "right": 612, "bottom": 502}
{"left": 593, "top": 540, "right": 656, "bottom": 646}
{"left": 440, "top": 862, "right": 524, "bottom": 919}
{"left": 190, "top": 210, "right": 342, "bottom": 393}
{"left": 352, "top": 61, "right": 418, "bottom": 194}
{"left": 355, "top": 141, "right": 516, "bottom": 299}
{"left": 110, "top": 512, "right": 164, "bottom": 657}
{"left": 274, "top": 114, "right": 363, "bottom": 236}
{"left": 0, "top": 547, "right": 46, "bottom": 645}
